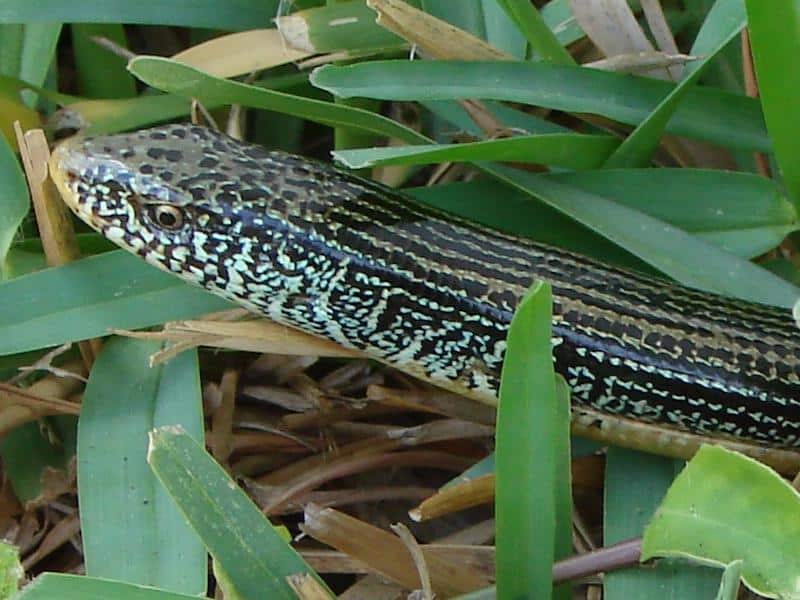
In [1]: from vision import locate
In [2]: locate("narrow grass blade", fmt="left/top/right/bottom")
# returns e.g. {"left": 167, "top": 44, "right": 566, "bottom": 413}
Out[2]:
{"left": 71, "top": 24, "right": 136, "bottom": 99}
{"left": 545, "top": 169, "right": 796, "bottom": 258}
{"left": 603, "top": 449, "right": 720, "bottom": 599}
{"left": 66, "top": 73, "right": 305, "bottom": 137}
{"left": 495, "top": 281, "right": 571, "bottom": 600}
{"left": 482, "top": 164, "right": 800, "bottom": 308}
{"left": 0, "top": 540, "right": 21, "bottom": 597}
{"left": 0, "top": 251, "right": 232, "bottom": 356}
{"left": 495, "top": 0, "right": 574, "bottom": 64}
{"left": 17, "top": 574, "right": 208, "bottom": 600}
{"left": 603, "top": 0, "right": 744, "bottom": 167}
{"left": 333, "top": 133, "right": 618, "bottom": 170}
{"left": 79, "top": 339, "right": 206, "bottom": 594}
{"left": 745, "top": 0, "right": 800, "bottom": 206}
{"left": 0, "top": 132, "right": 28, "bottom": 276}
{"left": 148, "top": 425, "right": 332, "bottom": 600}
{"left": 311, "top": 60, "right": 768, "bottom": 152}
{"left": 642, "top": 445, "right": 800, "bottom": 599}
{"left": 716, "top": 561, "right": 742, "bottom": 600}
{"left": 0, "top": 1, "right": 281, "bottom": 29}
{"left": 128, "top": 56, "right": 428, "bottom": 145}
{"left": 275, "top": 1, "right": 406, "bottom": 54}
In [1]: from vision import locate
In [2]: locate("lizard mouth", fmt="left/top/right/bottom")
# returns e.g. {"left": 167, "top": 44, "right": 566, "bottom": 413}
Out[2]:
{"left": 49, "top": 137, "right": 91, "bottom": 218}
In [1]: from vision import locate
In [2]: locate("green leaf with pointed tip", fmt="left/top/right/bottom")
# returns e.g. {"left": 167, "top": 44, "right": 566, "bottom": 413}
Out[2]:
{"left": 745, "top": 0, "right": 800, "bottom": 207}
{"left": 642, "top": 445, "right": 800, "bottom": 599}
{"left": 127, "top": 56, "right": 428, "bottom": 145}
{"left": 310, "top": 60, "right": 769, "bottom": 152}
{"left": 481, "top": 164, "right": 800, "bottom": 308}
{"left": 148, "top": 425, "right": 331, "bottom": 600}
{"left": 0, "top": 250, "right": 232, "bottom": 356}
{"left": 333, "top": 134, "right": 618, "bottom": 170}
{"left": 79, "top": 339, "right": 206, "bottom": 594}
{"left": 603, "top": 0, "right": 745, "bottom": 168}
{"left": 496, "top": 282, "right": 571, "bottom": 600}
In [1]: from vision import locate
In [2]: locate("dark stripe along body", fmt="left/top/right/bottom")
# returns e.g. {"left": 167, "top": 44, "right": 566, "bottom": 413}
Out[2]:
{"left": 49, "top": 125, "right": 800, "bottom": 452}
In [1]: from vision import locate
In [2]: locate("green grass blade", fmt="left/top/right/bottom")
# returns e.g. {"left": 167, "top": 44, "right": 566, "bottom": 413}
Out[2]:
{"left": 66, "top": 73, "right": 305, "bottom": 136}
{"left": 495, "top": 281, "right": 571, "bottom": 599}
{"left": 127, "top": 56, "right": 428, "bottom": 145}
{"left": 310, "top": 60, "right": 769, "bottom": 152}
{"left": 481, "top": 164, "right": 800, "bottom": 307}
{"left": 642, "top": 445, "right": 800, "bottom": 599}
{"left": 0, "top": 540, "right": 21, "bottom": 597}
{"left": 745, "top": 0, "right": 800, "bottom": 206}
{"left": 716, "top": 561, "right": 743, "bottom": 600}
{"left": 16, "top": 574, "right": 209, "bottom": 600}
{"left": 0, "top": 133, "right": 28, "bottom": 278}
{"left": 479, "top": 0, "right": 527, "bottom": 59}
{"left": 603, "top": 449, "right": 720, "bottom": 599}
{"left": 71, "top": 24, "right": 136, "bottom": 99}
{"left": 147, "top": 425, "right": 332, "bottom": 600}
{"left": 545, "top": 169, "right": 796, "bottom": 258}
{"left": 0, "top": 1, "right": 280, "bottom": 28}
{"left": 0, "top": 251, "right": 232, "bottom": 356}
{"left": 276, "top": 1, "right": 406, "bottom": 54}
{"left": 495, "top": 0, "right": 574, "bottom": 64}
{"left": 79, "top": 339, "right": 206, "bottom": 594}
{"left": 603, "top": 0, "right": 745, "bottom": 167}
{"left": 333, "top": 133, "right": 618, "bottom": 170}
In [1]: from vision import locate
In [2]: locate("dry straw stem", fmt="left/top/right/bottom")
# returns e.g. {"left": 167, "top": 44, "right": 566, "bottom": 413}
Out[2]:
{"left": 285, "top": 572, "right": 334, "bottom": 600}
{"left": 172, "top": 29, "right": 311, "bottom": 78}
{"left": 409, "top": 473, "right": 493, "bottom": 522}
{"left": 302, "top": 503, "right": 492, "bottom": 595}
{"left": 20, "top": 125, "right": 102, "bottom": 367}
{"left": 114, "top": 309, "right": 360, "bottom": 364}
{"left": 366, "top": 0, "right": 512, "bottom": 61}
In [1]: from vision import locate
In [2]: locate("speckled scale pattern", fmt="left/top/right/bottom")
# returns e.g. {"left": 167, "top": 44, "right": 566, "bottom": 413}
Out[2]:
{"left": 52, "top": 124, "right": 800, "bottom": 448}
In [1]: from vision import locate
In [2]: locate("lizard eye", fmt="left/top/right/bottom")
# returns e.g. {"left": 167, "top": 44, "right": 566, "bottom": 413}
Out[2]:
{"left": 148, "top": 205, "right": 185, "bottom": 230}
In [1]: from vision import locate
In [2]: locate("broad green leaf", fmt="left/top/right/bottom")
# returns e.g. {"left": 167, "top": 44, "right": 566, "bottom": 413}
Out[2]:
{"left": 745, "top": 0, "right": 800, "bottom": 206}
{"left": 127, "top": 56, "right": 428, "bottom": 145}
{"left": 604, "top": 449, "right": 720, "bottom": 599}
{"left": 148, "top": 425, "right": 332, "bottom": 600}
{"left": 79, "top": 339, "right": 206, "bottom": 594}
{"left": 495, "top": 282, "right": 571, "bottom": 600}
{"left": 642, "top": 445, "right": 800, "bottom": 599}
{"left": 481, "top": 164, "right": 800, "bottom": 308}
{"left": 0, "top": 250, "right": 232, "bottom": 356}
{"left": 333, "top": 133, "right": 618, "bottom": 170}
{"left": 16, "top": 574, "right": 208, "bottom": 600}
{"left": 603, "top": 0, "right": 745, "bottom": 167}
{"left": 0, "top": 1, "right": 281, "bottom": 28}
{"left": 310, "top": 60, "right": 769, "bottom": 152}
